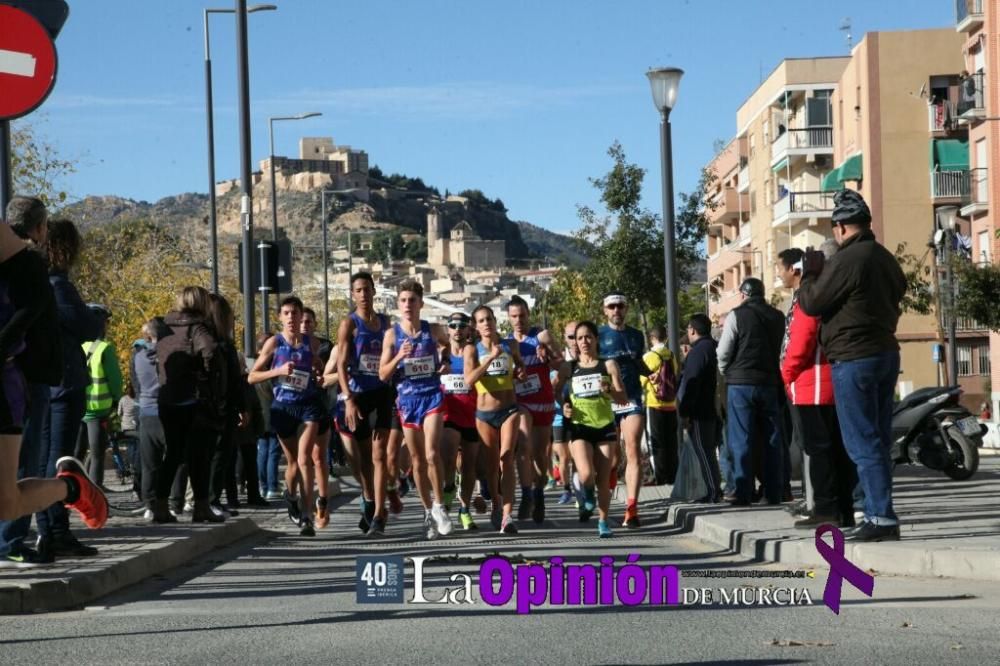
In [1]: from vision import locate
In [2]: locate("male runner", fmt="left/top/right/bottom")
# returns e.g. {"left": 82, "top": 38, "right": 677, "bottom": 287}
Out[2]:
{"left": 552, "top": 320, "right": 578, "bottom": 504}
{"left": 440, "top": 312, "right": 480, "bottom": 530}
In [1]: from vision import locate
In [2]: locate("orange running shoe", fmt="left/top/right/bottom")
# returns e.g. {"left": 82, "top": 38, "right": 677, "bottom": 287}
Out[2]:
{"left": 622, "top": 504, "right": 641, "bottom": 529}
{"left": 315, "top": 496, "right": 330, "bottom": 528}
{"left": 56, "top": 457, "right": 108, "bottom": 529}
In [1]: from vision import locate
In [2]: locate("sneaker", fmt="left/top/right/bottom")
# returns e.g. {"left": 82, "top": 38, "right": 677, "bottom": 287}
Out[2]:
{"left": 0, "top": 549, "right": 46, "bottom": 569}
{"left": 500, "top": 513, "right": 518, "bottom": 535}
{"left": 55, "top": 456, "right": 108, "bottom": 530}
{"left": 845, "top": 521, "right": 900, "bottom": 542}
{"left": 598, "top": 520, "right": 613, "bottom": 538}
{"left": 284, "top": 490, "right": 301, "bottom": 526}
{"left": 490, "top": 502, "right": 503, "bottom": 531}
{"left": 793, "top": 513, "right": 840, "bottom": 529}
{"left": 424, "top": 511, "right": 439, "bottom": 541}
{"left": 578, "top": 501, "right": 594, "bottom": 523}
{"left": 442, "top": 485, "right": 456, "bottom": 511}
{"left": 265, "top": 490, "right": 283, "bottom": 501}
{"left": 315, "top": 496, "right": 329, "bottom": 529}
{"left": 531, "top": 488, "right": 545, "bottom": 524}
{"left": 300, "top": 519, "right": 316, "bottom": 537}
{"left": 46, "top": 533, "right": 98, "bottom": 557}
{"left": 784, "top": 499, "right": 809, "bottom": 517}
{"left": 546, "top": 477, "right": 557, "bottom": 490}
{"left": 143, "top": 509, "right": 154, "bottom": 521}
{"left": 459, "top": 510, "right": 478, "bottom": 531}
{"left": 853, "top": 510, "right": 865, "bottom": 523}
{"left": 359, "top": 499, "right": 375, "bottom": 533}
{"left": 387, "top": 489, "right": 403, "bottom": 515}
{"left": 431, "top": 504, "right": 454, "bottom": 536}
{"left": 472, "top": 495, "right": 487, "bottom": 514}
{"left": 622, "top": 505, "right": 641, "bottom": 529}
{"left": 366, "top": 516, "right": 386, "bottom": 537}
{"left": 398, "top": 475, "right": 410, "bottom": 498}
{"left": 183, "top": 501, "right": 195, "bottom": 514}
{"left": 517, "top": 494, "right": 534, "bottom": 521}
{"left": 557, "top": 489, "right": 573, "bottom": 505}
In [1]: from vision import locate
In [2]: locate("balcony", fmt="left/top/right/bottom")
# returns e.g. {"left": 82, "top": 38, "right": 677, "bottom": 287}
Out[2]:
{"left": 931, "top": 170, "right": 970, "bottom": 200}
{"left": 771, "top": 190, "right": 836, "bottom": 228}
{"left": 956, "top": 0, "right": 984, "bottom": 33}
{"left": 706, "top": 187, "right": 749, "bottom": 225}
{"left": 929, "top": 100, "right": 956, "bottom": 132}
{"left": 960, "top": 167, "right": 988, "bottom": 217}
{"left": 770, "top": 127, "right": 834, "bottom": 167}
{"left": 957, "top": 72, "right": 985, "bottom": 121}
{"left": 737, "top": 161, "right": 750, "bottom": 193}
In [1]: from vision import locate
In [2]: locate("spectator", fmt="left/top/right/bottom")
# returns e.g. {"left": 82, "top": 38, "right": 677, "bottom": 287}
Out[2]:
{"left": 798, "top": 189, "right": 907, "bottom": 542}
{"left": 641, "top": 325, "right": 680, "bottom": 485}
{"left": 254, "top": 334, "right": 281, "bottom": 500}
{"left": 134, "top": 317, "right": 176, "bottom": 523}
{"left": 235, "top": 353, "right": 266, "bottom": 506}
{"left": 76, "top": 305, "right": 123, "bottom": 486}
{"left": 6, "top": 196, "right": 47, "bottom": 246}
{"left": 717, "top": 277, "right": 787, "bottom": 506}
{"left": 676, "top": 314, "right": 721, "bottom": 501}
{"left": 37, "top": 219, "right": 105, "bottom": 560}
{"left": 777, "top": 248, "right": 856, "bottom": 529}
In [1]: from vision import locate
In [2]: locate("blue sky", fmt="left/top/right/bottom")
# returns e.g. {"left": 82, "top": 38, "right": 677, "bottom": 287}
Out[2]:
{"left": 23, "top": 0, "right": 953, "bottom": 234}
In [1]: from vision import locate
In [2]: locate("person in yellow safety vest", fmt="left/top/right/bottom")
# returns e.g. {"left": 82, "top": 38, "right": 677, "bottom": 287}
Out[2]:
{"left": 640, "top": 325, "right": 680, "bottom": 486}
{"left": 75, "top": 304, "right": 123, "bottom": 486}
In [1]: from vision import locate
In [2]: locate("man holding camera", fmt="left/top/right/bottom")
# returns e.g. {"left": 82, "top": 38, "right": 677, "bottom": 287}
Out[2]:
{"left": 797, "top": 189, "right": 906, "bottom": 542}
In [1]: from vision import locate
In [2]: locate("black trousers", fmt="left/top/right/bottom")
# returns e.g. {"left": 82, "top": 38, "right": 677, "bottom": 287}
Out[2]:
{"left": 789, "top": 404, "right": 856, "bottom": 523}
{"left": 647, "top": 408, "right": 679, "bottom": 485}
{"left": 688, "top": 417, "right": 721, "bottom": 501}
{"left": 138, "top": 414, "right": 168, "bottom": 505}
{"left": 75, "top": 418, "right": 109, "bottom": 486}
{"left": 210, "top": 421, "right": 237, "bottom": 506}
{"left": 235, "top": 441, "right": 262, "bottom": 500}
{"left": 160, "top": 404, "right": 216, "bottom": 504}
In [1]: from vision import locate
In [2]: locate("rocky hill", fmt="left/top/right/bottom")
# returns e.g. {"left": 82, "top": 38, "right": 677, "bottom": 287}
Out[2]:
{"left": 63, "top": 178, "right": 586, "bottom": 268}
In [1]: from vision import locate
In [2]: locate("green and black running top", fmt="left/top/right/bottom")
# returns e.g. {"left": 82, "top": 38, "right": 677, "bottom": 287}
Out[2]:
{"left": 567, "top": 359, "right": 614, "bottom": 430}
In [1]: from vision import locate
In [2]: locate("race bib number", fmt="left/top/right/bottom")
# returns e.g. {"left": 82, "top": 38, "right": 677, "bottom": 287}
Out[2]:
{"left": 515, "top": 373, "right": 542, "bottom": 397}
{"left": 404, "top": 355, "right": 435, "bottom": 379}
{"left": 281, "top": 369, "right": 310, "bottom": 392}
{"left": 572, "top": 373, "right": 603, "bottom": 399}
{"left": 613, "top": 400, "right": 637, "bottom": 415}
{"left": 486, "top": 355, "right": 510, "bottom": 376}
{"left": 358, "top": 353, "right": 380, "bottom": 376}
{"left": 442, "top": 374, "right": 468, "bottom": 394}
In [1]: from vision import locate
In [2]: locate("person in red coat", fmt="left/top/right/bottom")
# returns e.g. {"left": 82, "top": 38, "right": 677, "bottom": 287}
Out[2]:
{"left": 778, "top": 248, "right": 856, "bottom": 528}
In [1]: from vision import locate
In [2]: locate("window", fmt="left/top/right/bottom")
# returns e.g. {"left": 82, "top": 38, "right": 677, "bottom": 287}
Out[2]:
{"left": 979, "top": 345, "right": 991, "bottom": 376}
{"left": 978, "top": 230, "right": 991, "bottom": 263}
{"left": 750, "top": 190, "right": 757, "bottom": 216}
{"left": 958, "top": 345, "right": 973, "bottom": 377}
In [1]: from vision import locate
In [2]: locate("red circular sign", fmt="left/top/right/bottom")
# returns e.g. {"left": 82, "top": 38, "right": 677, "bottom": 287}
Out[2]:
{"left": 0, "top": 5, "right": 58, "bottom": 120}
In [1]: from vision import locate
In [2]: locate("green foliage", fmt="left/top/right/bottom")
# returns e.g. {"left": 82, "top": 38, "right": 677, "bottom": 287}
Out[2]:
{"left": 893, "top": 243, "right": 934, "bottom": 315}
{"left": 368, "top": 165, "right": 439, "bottom": 195}
{"left": 10, "top": 120, "right": 76, "bottom": 211}
{"left": 955, "top": 260, "right": 1000, "bottom": 332}
{"left": 362, "top": 231, "right": 427, "bottom": 263}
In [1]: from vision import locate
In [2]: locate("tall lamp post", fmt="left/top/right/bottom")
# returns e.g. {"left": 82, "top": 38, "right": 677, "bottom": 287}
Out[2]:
{"left": 320, "top": 189, "right": 337, "bottom": 340}
{"left": 203, "top": 4, "right": 276, "bottom": 295}
{"left": 646, "top": 67, "right": 684, "bottom": 360}
{"left": 266, "top": 112, "right": 321, "bottom": 319}
{"left": 935, "top": 205, "right": 960, "bottom": 386}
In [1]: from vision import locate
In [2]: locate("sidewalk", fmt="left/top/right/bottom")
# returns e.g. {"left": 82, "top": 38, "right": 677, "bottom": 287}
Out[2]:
{"left": 0, "top": 479, "right": 342, "bottom": 614}
{"left": 642, "top": 450, "right": 1000, "bottom": 582}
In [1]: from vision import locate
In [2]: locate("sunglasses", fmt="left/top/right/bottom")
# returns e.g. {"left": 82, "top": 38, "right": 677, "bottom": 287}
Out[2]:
{"left": 448, "top": 322, "right": 467, "bottom": 329}
{"left": 606, "top": 303, "right": 626, "bottom": 310}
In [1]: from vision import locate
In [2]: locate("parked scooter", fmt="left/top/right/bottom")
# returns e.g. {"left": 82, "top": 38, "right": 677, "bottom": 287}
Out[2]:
{"left": 891, "top": 386, "right": 985, "bottom": 480}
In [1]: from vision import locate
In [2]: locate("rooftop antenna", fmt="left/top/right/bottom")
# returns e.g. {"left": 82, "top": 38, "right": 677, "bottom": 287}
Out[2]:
{"left": 839, "top": 17, "right": 852, "bottom": 52}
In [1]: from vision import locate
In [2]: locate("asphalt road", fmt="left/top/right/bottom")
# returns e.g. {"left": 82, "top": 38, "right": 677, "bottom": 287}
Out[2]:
{"left": 0, "top": 493, "right": 996, "bottom": 665}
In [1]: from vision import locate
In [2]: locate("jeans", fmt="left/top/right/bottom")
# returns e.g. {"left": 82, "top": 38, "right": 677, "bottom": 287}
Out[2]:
{"left": 726, "top": 384, "right": 786, "bottom": 504}
{"left": 647, "top": 407, "right": 678, "bottom": 484}
{"left": 831, "top": 351, "right": 900, "bottom": 526}
{"left": 0, "top": 382, "right": 49, "bottom": 555}
{"left": 37, "top": 389, "right": 86, "bottom": 539}
{"left": 718, "top": 419, "right": 735, "bottom": 494}
{"left": 256, "top": 433, "right": 280, "bottom": 493}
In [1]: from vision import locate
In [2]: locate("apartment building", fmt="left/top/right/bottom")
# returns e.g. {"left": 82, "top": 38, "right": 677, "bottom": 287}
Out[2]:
{"left": 954, "top": 0, "right": 999, "bottom": 418}
{"left": 705, "top": 138, "right": 750, "bottom": 322}
{"left": 705, "top": 28, "right": 975, "bottom": 396}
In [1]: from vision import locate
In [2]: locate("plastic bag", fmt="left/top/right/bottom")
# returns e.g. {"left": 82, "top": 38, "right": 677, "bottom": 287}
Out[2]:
{"left": 670, "top": 432, "right": 709, "bottom": 502}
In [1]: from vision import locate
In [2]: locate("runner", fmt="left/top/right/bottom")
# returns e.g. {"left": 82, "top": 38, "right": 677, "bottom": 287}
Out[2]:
{"left": 378, "top": 279, "right": 454, "bottom": 540}
{"left": 552, "top": 320, "right": 579, "bottom": 505}
{"left": 465, "top": 305, "right": 525, "bottom": 535}
{"left": 506, "top": 296, "right": 560, "bottom": 524}
{"left": 249, "top": 296, "right": 326, "bottom": 537}
{"left": 598, "top": 292, "right": 651, "bottom": 528}
{"left": 439, "top": 312, "right": 481, "bottom": 530}
{"left": 331, "top": 272, "right": 395, "bottom": 535}
{"left": 299, "top": 306, "right": 334, "bottom": 528}
{"left": 556, "top": 321, "right": 627, "bottom": 538}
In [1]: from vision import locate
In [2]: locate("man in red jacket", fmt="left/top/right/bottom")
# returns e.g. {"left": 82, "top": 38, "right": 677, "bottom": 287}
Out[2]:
{"left": 777, "top": 248, "right": 856, "bottom": 528}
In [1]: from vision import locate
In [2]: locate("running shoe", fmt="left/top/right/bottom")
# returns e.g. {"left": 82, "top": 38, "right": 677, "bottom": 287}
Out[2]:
{"left": 557, "top": 489, "right": 573, "bottom": 505}
{"left": 531, "top": 487, "right": 545, "bottom": 524}
{"left": 300, "top": 518, "right": 316, "bottom": 537}
{"left": 459, "top": 510, "right": 478, "bottom": 531}
{"left": 398, "top": 475, "right": 410, "bottom": 497}
{"left": 315, "top": 496, "right": 329, "bottom": 529}
{"left": 490, "top": 502, "right": 503, "bottom": 531}
{"left": 472, "top": 495, "right": 487, "bottom": 514}
{"left": 387, "top": 489, "right": 404, "bottom": 515}
{"left": 284, "top": 490, "right": 301, "bottom": 526}
{"left": 545, "top": 477, "right": 558, "bottom": 490}
{"left": 55, "top": 457, "right": 108, "bottom": 529}
{"left": 579, "top": 500, "right": 594, "bottom": 523}
{"left": 358, "top": 498, "right": 375, "bottom": 533}
{"left": 500, "top": 513, "right": 518, "bottom": 535}
{"left": 442, "top": 485, "right": 456, "bottom": 512}
{"left": 431, "top": 504, "right": 454, "bottom": 536}
{"left": 265, "top": 490, "right": 283, "bottom": 501}
{"left": 598, "top": 520, "right": 613, "bottom": 538}
{"left": 622, "top": 505, "right": 641, "bottom": 529}
{"left": 517, "top": 494, "right": 534, "bottom": 521}
{"left": 0, "top": 549, "right": 46, "bottom": 569}
{"left": 366, "top": 516, "right": 386, "bottom": 537}
{"left": 424, "top": 511, "right": 439, "bottom": 540}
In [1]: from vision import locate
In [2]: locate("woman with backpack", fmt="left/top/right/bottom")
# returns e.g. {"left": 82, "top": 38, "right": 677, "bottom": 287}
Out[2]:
{"left": 641, "top": 325, "right": 680, "bottom": 486}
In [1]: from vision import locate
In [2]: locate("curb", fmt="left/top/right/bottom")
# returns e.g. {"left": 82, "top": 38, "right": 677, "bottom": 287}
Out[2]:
{"left": 0, "top": 517, "right": 262, "bottom": 614}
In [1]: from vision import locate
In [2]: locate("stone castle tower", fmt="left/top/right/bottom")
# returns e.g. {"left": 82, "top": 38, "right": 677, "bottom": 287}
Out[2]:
{"left": 427, "top": 207, "right": 450, "bottom": 266}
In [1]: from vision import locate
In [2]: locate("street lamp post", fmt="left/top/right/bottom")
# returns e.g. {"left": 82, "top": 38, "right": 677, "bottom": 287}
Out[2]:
{"left": 936, "top": 205, "right": 960, "bottom": 386}
{"left": 266, "top": 112, "right": 322, "bottom": 317}
{"left": 646, "top": 67, "right": 684, "bottom": 361}
{"left": 203, "top": 4, "right": 276, "bottom": 296}
{"left": 320, "top": 189, "right": 336, "bottom": 340}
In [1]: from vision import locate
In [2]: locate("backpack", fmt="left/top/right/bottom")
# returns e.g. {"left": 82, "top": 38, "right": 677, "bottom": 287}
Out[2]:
{"left": 653, "top": 349, "right": 677, "bottom": 403}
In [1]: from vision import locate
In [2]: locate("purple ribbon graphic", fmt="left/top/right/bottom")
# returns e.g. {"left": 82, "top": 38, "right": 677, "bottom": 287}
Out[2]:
{"left": 814, "top": 524, "right": 875, "bottom": 614}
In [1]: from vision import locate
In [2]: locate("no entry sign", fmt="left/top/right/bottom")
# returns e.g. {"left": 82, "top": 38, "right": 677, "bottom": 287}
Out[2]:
{"left": 0, "top": 4, "right": 58, "bottom": 120}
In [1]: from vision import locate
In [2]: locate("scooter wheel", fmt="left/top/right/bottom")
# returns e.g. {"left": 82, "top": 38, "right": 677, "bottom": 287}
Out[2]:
{"left": 942, "top": 427, "right": 980, "bottom": 480}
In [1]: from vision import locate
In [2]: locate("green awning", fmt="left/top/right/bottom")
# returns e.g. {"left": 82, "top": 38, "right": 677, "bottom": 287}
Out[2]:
{"left": 771, "top": 157, "right": 788, "bottom": 173}
{"left": 822, "top": 153, "right": 864, "bottom": 191}
{"left": 930, "top": 139, "right": 969, "bottom": 171}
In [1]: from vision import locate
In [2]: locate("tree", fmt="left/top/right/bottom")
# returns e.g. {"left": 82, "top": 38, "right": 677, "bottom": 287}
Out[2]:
{"left": 893, "top": 242, "right": 934, "bottom": 315}
{"left": 9, "top": 120, "right": 76, "bottom": 210}
{"left": 955, "top": 260, "right": 1000, "bottom": 332}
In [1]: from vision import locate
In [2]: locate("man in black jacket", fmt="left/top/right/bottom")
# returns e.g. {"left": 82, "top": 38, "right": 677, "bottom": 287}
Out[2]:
{"left": 717, "top": 277, "right": 787, "bottom": 505}
{"left": 676, "top": 313, "right": 721, "bottom": 501}
{"left": 798, "top": 189, "right": 906, "bottom": 542}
